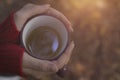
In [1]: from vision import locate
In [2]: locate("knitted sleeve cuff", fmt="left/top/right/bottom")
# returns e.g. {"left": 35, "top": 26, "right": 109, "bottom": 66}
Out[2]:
{"left": 0, "top": 44, "right": 24, "bottom": 76}
{"left": 0, "top": 12, "right": 19, "bottom": 44}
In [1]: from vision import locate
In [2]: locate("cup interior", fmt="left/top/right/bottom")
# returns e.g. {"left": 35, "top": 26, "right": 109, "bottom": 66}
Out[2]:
{"left": 22, "top": 15, "right": 68, "bottom": 60}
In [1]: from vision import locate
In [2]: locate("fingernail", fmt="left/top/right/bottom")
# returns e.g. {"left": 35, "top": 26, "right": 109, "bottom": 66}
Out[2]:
{"left": 69, "top": 23, "right": 74, "bottom": 32}
{"left": 71, "top": 41, "right": 75, "bottom": 47}
{"left": 71, "top": 27, "right": 74, "bottom": 32}
{"left": 43, "top": 4, "right": 50, "bottom": 7}
{"left": 49, "top": 64, "right": 58, "bottom": 72}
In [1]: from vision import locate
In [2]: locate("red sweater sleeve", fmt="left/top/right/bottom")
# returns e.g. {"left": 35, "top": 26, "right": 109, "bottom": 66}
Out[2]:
{"left": 0, "top": 13, "right": 19, "bottom": 44}
{"left": 0, "top": 44, "right": 24, "bottom": 76}
{"left": 0, "top": 13, "right": 24, "bottom": 76}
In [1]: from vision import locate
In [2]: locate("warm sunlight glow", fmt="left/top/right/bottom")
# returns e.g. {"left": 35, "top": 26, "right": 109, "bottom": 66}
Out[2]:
{"left": 69, "top": 0, "right": 106, "bottom": 10}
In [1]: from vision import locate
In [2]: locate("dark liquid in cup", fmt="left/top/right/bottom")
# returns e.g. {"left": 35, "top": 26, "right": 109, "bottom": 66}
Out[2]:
{"left": 26, "top": 26, "right": 62, "bottom": 60}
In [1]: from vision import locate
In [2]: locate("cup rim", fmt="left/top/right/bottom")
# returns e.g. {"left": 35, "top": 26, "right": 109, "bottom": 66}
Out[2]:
{"left": 20, "top": 15, "right": 70, "bottom": 60}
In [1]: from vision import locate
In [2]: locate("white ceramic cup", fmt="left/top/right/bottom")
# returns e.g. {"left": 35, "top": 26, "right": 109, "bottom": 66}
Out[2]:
{"left": 21, "top": 15, "right": 69, "bottom": 60}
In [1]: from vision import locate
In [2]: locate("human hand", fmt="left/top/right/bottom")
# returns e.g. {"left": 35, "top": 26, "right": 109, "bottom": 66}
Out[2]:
{"left": 14, "top": 3, "right": 75, "bottom": 79}
{"left": 14, "top": 3, "right": 73, "bottom": 32}
{"left": 22, "top": 41, "right": 74, "bottom": 79}
{"left": 14, "top": 3, "right": 50, "bottom": 31}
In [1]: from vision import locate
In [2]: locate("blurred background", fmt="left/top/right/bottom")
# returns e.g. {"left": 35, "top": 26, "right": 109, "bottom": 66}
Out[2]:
{"left": 0, "top": 0, "right": 120, "bottom": 80}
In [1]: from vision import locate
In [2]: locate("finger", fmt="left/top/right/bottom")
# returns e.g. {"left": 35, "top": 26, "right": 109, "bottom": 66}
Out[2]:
{"left": 25, "top": 4, "right": 50, "bottom": 18}
{"left": 23, "top": 68, "right": 54, "bottom": 79}
{"left": 45, "top": 8, "right": 73, "bottom": 32}
{"left": 23, "top": 68, "right": 43, "bottom": 79}
{"left": 17, "top": 4, "right": 50, "bottom": 18}
{"left": 53, "top": 41, "right": 75, "bottom": 69}
{"left": 14, "top": 4, "right": 50, "bottom": 31}
{"left": 23, "top": 52, "right": 58, "bottom": 73}
{"left": 34, "top": 59, "right": 58, "bottom": 72}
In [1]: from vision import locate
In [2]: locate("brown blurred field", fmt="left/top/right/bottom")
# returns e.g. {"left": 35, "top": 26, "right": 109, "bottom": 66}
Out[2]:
{"left": 0, "top": 0, "right": 120, "bottom": 80}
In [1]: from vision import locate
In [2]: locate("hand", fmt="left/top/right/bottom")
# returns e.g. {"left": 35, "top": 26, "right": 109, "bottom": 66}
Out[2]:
{"left": 14, "top": 3, "right": 75, "bottom": 79}
{"left": 14, "top": 3, "right": 73, "bottom": 32}
{"left": 22, "top": 41, "right": 74, "bottom": 79}
{"left": 14, "top": 3, "right": 50, "bottom": 31}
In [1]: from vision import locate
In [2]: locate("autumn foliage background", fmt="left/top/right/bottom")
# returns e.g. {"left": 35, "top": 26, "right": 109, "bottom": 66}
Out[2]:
{"left": 0, "top": 0, "right": 120, "bottom": 80}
